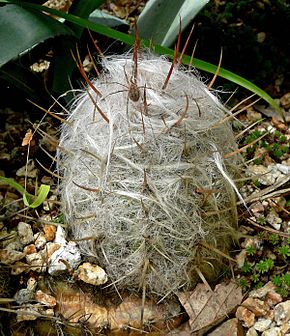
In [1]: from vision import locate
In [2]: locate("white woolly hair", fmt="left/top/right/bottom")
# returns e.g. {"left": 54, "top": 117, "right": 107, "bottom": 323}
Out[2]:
{"left": 58, "top": 52, "right": 241, "bottom": 297}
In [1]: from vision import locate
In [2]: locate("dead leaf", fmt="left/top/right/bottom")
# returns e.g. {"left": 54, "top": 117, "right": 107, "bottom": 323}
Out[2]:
{"left": 178, "top": 281, "right": 243, "bottom": 335}
{"left": 55, "top": 282, "right": 184, "bottom": 335}
{"left": 22, "top": 129, "right": 33, "bottom": 146}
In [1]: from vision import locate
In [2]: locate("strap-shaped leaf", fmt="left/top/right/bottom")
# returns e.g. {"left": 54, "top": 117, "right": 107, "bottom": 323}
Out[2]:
{"left": 0, "top": 176, "right": 26, "bottom": 195}
{"left": 136, "top": 0, "right": 209, "bottom": 47}
{"left": 0, "top": 4, "right": 75, "bottom": 67}
{"left": 0, "top": 1, "right": 284, "bottom": 118}
{"left": 23, "top": 184, "right": 50, "bottom": 208}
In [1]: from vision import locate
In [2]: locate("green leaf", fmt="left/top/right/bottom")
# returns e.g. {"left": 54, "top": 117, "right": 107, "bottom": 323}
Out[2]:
{"left": 0, "top": 176, "right": 26, "bottom": 195}
{"left": 136, "top": 0, "right": 209, "bottom": 46}
{"left": 0, "top": 4, "right": 75, "bottom": 67}
{"left": 0, "top": 1, "right": 284, "bottom": 118}
{"left": 89, "top": 9, "right": 128, "bottom": 28}
{"left": 23, "top": 184, "right": 50, "bottom": 208}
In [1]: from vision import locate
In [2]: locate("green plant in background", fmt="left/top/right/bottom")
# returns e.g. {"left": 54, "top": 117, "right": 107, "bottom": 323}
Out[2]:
{"left": 0, "top": 0, "right": 284, "bottom": 117}
{"left": 0, "top": 176, "right": 50, "bottom": 208}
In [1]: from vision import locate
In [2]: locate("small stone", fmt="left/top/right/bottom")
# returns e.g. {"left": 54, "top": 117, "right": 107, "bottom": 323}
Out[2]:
{"left": 26, "top": 252, "right": 46, "bottom": 272}
{"left": 281, "top": 322, "right": 290, "bottom": 334}
{"left": 43, "top": 195, "right": 57, "bottom": 211}
{"left": 27, "top": 277, "right": 37, "bottom": 290}
{"left": 274, "top": 300, "right": 290, "bottom": 326}
{"left": 266, "top": 210, "right": 282, "bottom": 230}
{"left": 0, "top": 249, "right": 25, "bottom": 265}
{"left": 236, "top": 249, "right": 247, "bottom": 268}
{"left": 43, "top": 224, "right": 56, "bottom": 241}
{"left": 242, "top": 297, "right": 270, "bottom": 317}
{"left": 276, "top": 164, "right": 290, "bottom": 175}
{"left": 254, "top": 317, "right": 272, "bottom": 332}
{"left": 250, "top": 201, "right": 264, "bottom": 214}
{"left": 23, "top": 244, "right": 37, "bottom": 255}
{"left": 17, "top": 222, "right": 34, "bottom": 245}
{"left": 77, "top": 262, "right": 108, "bottom": 286}
{"left": 5, "top": 238, "right": 23, "bottom": 251}
{"left": 247, "top": 165, "right": 276, "bottom": 186}
{"left": 246, "top": 327, "right": 258, "bottom": 336}
{"left": 14, "top": 288, "right": 34, "bottom": 304}
{"left": 250, "top": 282, "right": 278, "bottom": 300}
{"left": 16, "top": 306, "right": 39, "bottom": 322}
{"left": 34, "top": 232, "right": 47, "bottom": 249}
{"left": 41, "top": 242, "right": 61, "bottom": 260}
{"left": 261, "top": 327, "right": 283, "bottom": 336}
{"left": 48, "top": 241, "right": 81, "bottom": 275}
{"left": 207, "top": 318, "right": 241, "bottom": 336}
{"left": 11, "top": 261, "right": 29, "bottom": 275}
{"left": 265, "top": 291, "right": 283, "bottom": 307}
{"left": 236, "top": 306, "right": 255, "bottom": 327}
{"left": 280, "top": 92, "right": 290, "bottom": 109}
{"left": 16, "top": 160, "right": 38, "bottom": 178}
{"left": 35, "top": 290, "right": 56, "bottom": 307}
{"left": 54, "top": 225, "right": 66, "bottom": 244}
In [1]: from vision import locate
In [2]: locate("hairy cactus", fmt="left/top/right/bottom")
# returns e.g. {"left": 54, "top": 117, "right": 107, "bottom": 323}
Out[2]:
{"left": 58, "top": 52, "right": 241, "bottom": 297}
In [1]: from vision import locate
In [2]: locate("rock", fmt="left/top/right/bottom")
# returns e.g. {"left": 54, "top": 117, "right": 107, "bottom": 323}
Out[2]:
{"left": 43, "top": 195, "right": 57, "bottom": 211}
{"left": 35, "top": 290, "right": 56, "bottom": 307}
{"left": 27, "top": 277, "right": 37, "bottom": 290}
{"left": 43, "top": 224, "right": 56, "bottom": 241}
{"left": 250, "top": 282, "right": 283, "bottom": 307}
{"left": 77, "top": 262, "right": 108, "bottom": 286}
{"left": 42, "top": 242, "right": 61, "bottom": 260}
{"left": 14, "top": 288, "right": 34, "bottom": 304}
{"left": 16, "top": 160, "right": 38, "bottom": 178}
{"left": 5, "top": 238, "right": 23, "bottom": 251}
{"left": 236, "top": 306, "right": 255, "bottom": 327}
{"left": 281, "top": 322, "right": 290, "bottom": 334}
{"left": 250, "top": 201, "right": 264, "bottom": 214}
{"left": 274, "top": 301, "right": 290, "bottom": 326}
{"left": 16, "top": 306, "right": 39, "bottom": 322}
{"left": 276, "top": 164, "right": 290, "bottom": 175}
{"left": 266, "top": 210, "right": 282, "bottom": 230}
{"left": 0, "top": 249, "right": 25, "bottom": 265}
{"left": 54, "top": 225, "right": 66, "bottom": 244}
{"left": 246, "top": 327, "right": 259, "bottom": 336}
{"left": 207, "top": 318, "right": 242, "bottom": 336}
{"left": 17, "top": 222, "right": 34, "bottom": 245}
{"left": 26, "top": 252, "right": 46, "bottom": 272}
{"left": 34, "top": 232, "right": 47, "bottom": 249}
{"left": 265, "top": 291, "right": 283, "bottom": 307}
{"left": 242, "top": 298, "right": 270, "bottom": 317}
{"left": 247, "top": 165, "right": 276, "bottom": 186}
{"left": 236, "top": 250, "right": 247, "bottom": 268}
{"left": 23, "top": 244, "right": 37, "bottom": 255}
{"left": 48, "top": 241, "right": 81, "bottom": 275}
{"left": 280, "top": 92, "right": 290, "bottom": 110}
{"left": 261, "top": 327, "right": 283, "bottom": 336}
{"left": 254, "top": 317, "right": 272, "bottom": 332}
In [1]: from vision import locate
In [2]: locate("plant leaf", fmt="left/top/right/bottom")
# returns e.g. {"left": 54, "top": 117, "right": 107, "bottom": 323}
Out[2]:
{"left": 178, "top": 281, "right": 243, "bottom": 334}
{"left": 0, "top": 176, "right": 26, "bottom": 195}
{"left": 89, "top": 9, "right": 128, "bottom": 28}
{"left": 23, "top": 184, "right": 50, "bottom": 208}
{"left": 0, "top": 1, "right": 284, "bottom": 118}
{"left": 136, "top": 0, "right": 209, "bottom": 47}
{"left": 0, "top": 4, "right": 75, "bottom": 67}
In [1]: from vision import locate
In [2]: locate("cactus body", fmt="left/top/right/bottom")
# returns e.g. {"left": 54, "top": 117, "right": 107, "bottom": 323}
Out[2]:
{"left": 59, "top": 53, "right": 240, "bottom": 296}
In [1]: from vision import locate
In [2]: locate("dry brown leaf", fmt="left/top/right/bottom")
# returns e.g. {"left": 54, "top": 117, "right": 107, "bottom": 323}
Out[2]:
{"left": 22, "top": 129, "right": 33, "bottom": 146}
{"left": 55, "top": 283, "right": 184, "bottom": 335}
{"left": 178, "top": 281, "right": 243, "bottom": 335}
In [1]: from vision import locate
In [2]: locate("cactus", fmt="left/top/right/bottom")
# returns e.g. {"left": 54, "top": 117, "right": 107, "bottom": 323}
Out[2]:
{"left": 58, "top": 51, "right": 241, "bottom": 297}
